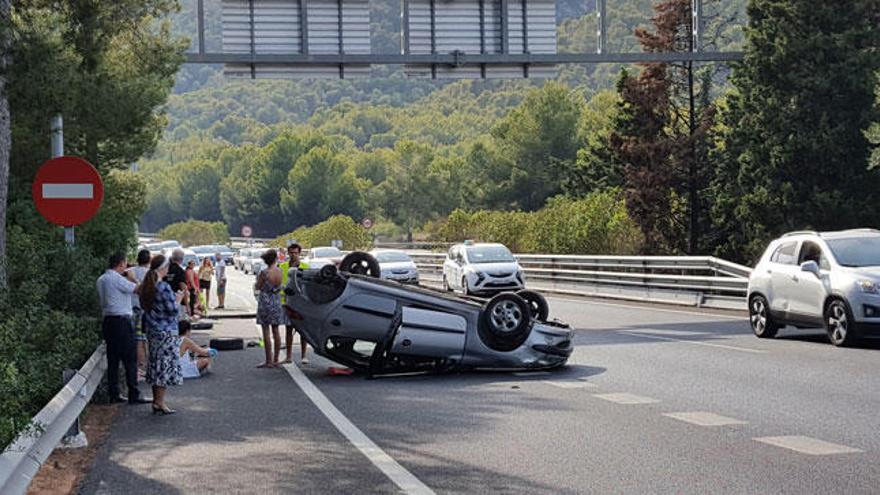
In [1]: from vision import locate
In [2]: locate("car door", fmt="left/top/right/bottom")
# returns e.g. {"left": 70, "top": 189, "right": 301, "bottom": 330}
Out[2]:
{"left": 787, "top": 241, "right": 831, "bottom": 323}
{"left": 443, "top": 247, "right": 456, "bottom": 286}
{"left": 767, "top": 240, "right": 799, "bottom": 315}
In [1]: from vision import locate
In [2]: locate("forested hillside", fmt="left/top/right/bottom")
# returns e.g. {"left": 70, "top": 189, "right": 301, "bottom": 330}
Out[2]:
{"left": 141, "top": 0, "right": 748, "bottom": 238}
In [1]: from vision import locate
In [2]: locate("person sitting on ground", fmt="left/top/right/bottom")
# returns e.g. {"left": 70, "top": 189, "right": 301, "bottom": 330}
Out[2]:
{"left": 177, "top": 321, "right": 215, "bottom": 379}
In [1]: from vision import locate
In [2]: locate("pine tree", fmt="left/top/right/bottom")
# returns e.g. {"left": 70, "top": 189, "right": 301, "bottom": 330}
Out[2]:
{"left": 711, "top": 0, "right": 880, "bottom": 263}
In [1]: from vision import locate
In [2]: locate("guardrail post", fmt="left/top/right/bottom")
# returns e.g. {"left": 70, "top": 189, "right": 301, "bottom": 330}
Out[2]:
{"left": 59, "top": 369, "right": 88, "bottom": 449}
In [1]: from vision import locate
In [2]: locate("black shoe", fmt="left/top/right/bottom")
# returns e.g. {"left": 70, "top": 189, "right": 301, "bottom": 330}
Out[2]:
{"left": 129, "top": 396, "right": 153, "bottom": 405}
{"left": 109, "top": 395, "right": 127, "bottom": 404}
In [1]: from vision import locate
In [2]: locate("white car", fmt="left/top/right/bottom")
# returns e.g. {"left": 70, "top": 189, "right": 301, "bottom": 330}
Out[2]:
{"left": 371, "top": 249, "right": 420, "bottom": 285}
{"left": 747, "top": 229, "right": 880, "bottom": 346}
{"left": 162, "top": 247, "right": 199, "bottom": 268}
{"left": 244, "top": 248, "right": 271, "bottom": 275}
{"left": 305, "top": 246, "right": 344, "bottom": 269}
{"left": 233, "top": 247, "right": 252, "bottom": 270}
{"left": 442, "top": 242, "right": 525, "bottom": 295}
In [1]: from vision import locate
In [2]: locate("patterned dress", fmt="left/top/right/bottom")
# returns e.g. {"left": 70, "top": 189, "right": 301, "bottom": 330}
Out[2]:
{"left": 145, "top": 281, "right": 183, "bottom": 387}
{"left": 256, "top": 268, "right": 285, "bottom": 326}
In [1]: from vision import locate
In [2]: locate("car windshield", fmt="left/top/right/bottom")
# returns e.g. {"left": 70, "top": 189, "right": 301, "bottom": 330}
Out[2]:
{"left": 375, "top": 251, "right": 412, "bottom": 263}
{"left": 465, "top": 246, "right": 515, "bottom": 264}
{"left": 312, "top": 247, "right": 342, "bottom": 258}
{"left": 826, "top": 237, "right": 880, "bottom": 267}
{"left": 160, "top": 240, "right": 180, "bottom": 248}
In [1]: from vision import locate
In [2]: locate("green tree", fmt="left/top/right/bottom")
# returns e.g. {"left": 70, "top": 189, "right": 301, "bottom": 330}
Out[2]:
{"left": 376, "top": 140, "right": 441, "bottom": 240}
{"left": 484, "top": 82, "right": 584, "bottom": 211}
{"left": 710, "top": 0, "right": 880, "bottom": 263}
{"left": 280, "top": 146, "right": 364, "bottom": 227}
{"left": 158, "top": 219, "right": 230, "bottom": 247}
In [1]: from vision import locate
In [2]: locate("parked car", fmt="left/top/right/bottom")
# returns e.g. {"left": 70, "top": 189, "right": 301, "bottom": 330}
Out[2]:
{"left": 162, "top": 247, "right": 199, "bottom": 267}
{"left": 442, "top": 242, "right": 525, "bottom": 295}
{"left": 244, "top": 247, "right": 273, "bottom": 275}
{"left": 748, "top": 229, "right": 880, "bottom": 346}
{"left": 159, "top": 240, "right": 180, "bottom": 251}
{"left": 305, "top": 246, "right": 344, "bottom": 269}
{"left": 283, "top": 252, "right": 571, "bottom": 375}
{"left": 371, "top": 249, "right": 419, "bottom": 285}
{"left": 140, "top": 242, "right": 163, "bottom": 256}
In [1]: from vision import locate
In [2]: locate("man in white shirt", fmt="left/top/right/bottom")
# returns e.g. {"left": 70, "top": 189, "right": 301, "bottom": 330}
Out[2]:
{"left": 96, "top": 252, "right": 150, "bottom": 404}
{"left": 214, "top": 252, "right": 227, "bottom": 309}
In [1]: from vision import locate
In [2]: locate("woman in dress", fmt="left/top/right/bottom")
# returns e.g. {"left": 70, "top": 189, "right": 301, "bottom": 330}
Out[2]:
{"left": 139, "top": 254, "right": 184, "bottom": 415}
{"left": 254, "top": 249, "right": 283, "bottom": 368}
{"left": 198, "top": 257, "right": 214, "bottom": 309}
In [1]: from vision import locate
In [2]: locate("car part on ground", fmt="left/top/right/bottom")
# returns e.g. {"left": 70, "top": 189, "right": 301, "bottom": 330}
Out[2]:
{"left": 210, "top": 337, "right": 244, "bottom": 351}
{"left": 283, "top": 251, "right": 572, "bottom": 376}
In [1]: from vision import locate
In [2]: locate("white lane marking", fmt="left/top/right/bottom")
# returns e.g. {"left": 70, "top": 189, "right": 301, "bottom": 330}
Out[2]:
{"left": 512, "top": 371, "right": 552, "bottom": 377}
{"left": 593, "top": 393, "right": 659, "bottom": 405}
{"left": 543, "top": 380, "right": 597, "bottom": 389}
{"left": 549, "top": 296, "right": 745, "bottom": 320}
{"left": 753, "top": 436, "right": 863, "bottom": 456}
{"left": 42, "top": 183, "right": 94, "bottom": 199}
{"left": 282, "top": 363, "right": 435, "bottom": 494}
{"left": 619, "top": 331, "right": 767, "bottom": 354}
{"left": 663, "top": 411, "right": 748, "bottom": 427}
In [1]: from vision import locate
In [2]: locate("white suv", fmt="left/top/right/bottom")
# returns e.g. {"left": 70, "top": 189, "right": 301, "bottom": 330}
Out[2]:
{"left": 747, "top": 229, "right": 880, "bottom": 346}
{"left": 442, "top": 242, "right": 525, "bottom": 295}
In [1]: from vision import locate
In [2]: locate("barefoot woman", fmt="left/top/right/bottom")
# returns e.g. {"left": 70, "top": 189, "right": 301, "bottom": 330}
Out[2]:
{"left": 255, "top": 249, "right": 284, "bottom": 368}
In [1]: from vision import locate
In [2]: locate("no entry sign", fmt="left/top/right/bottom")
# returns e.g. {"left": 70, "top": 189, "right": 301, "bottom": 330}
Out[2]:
{"left": 32, "top": 156, "right": 104, "bottom": 226}
{"left": 241, "top": 225, "right": 253, "bottom": 237}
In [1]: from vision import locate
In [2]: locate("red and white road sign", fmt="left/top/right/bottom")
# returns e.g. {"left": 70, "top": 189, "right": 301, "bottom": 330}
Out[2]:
{"left": 241, "top": 225, "right": 253, "bottom": 237}
{"left": 32, "top": 156, "right": 104, "bottom": 227}
{"left": 362, "top": 218, "right": 373, "bottom": 229}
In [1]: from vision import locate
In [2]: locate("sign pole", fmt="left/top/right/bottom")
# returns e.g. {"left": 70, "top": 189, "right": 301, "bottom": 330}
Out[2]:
{"left": 50, "top": 114, "right": 74, "bottom": 247}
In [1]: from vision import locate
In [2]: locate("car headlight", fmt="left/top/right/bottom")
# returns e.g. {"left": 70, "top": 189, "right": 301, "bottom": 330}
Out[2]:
{"left": 857, "top": 280, "right": 879, "bottom": 294}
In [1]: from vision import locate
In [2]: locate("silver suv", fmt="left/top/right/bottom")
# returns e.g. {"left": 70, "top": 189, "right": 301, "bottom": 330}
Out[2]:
{"left": 748, "top": 229, "right": 880, "bottom": 346}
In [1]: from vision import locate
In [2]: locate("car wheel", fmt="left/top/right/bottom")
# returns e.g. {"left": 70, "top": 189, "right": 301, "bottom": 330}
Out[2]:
{"left": 826, "top": 299, "right": 858, "bottom": 347}
{"left": 479, "top": 293, "right": 532, "bottom": 352}
{"left": 749, "top": 295, "right": 778, "bottom": 338}
{"left": 517, "top": 290, "right": 549, "bottom": 322}
{"left": 339, "top": 252, "right": 381, "bottom": 278}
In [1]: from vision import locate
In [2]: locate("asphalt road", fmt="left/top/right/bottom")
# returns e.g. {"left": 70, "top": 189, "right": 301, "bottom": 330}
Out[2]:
{"left": 84, "top": 273, "right": 880, "bottom": 494}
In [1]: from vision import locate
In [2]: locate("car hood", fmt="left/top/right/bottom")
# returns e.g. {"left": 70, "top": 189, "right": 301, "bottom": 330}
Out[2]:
{"left": 841, "top": 266, "right": 880, "bottom": 280}
{"left": 380, "top": 261, "right": 417, "bottom": 271}
{"left": 467, "top": 262, "right": 520, "bottom": 274}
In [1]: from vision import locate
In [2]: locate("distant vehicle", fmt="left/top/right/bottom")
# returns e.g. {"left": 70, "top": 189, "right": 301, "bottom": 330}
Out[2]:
{"left": 305, "top": 246, "right": 344, "bottom": 269}
{"left": 191, "top": 245, "right": 234, "bottom": 265}
{"left": 283, "top": 251, "right": 571, "bottom": 375}
{"left": 442, "top": 242, "right": 524, "bottom": 295}
{"left": 233, "top": 247, "right": 252, "bottom": 270}
{"left": 159, "top": 240, "right": 180, "bottom": 250}
{"left": 163, "top": 247, "right": 199, "bottom": 268}
{"left": 748, "top": 229, "right": 880, "bottom": 346}
{"left": 371, "top": 249, "right": 419, "bottom": 285}
{"left": 141, "top": 242, "right": 163, "bottom": 256}
{"left": 244, "top": 248, "right": 272, "bottom": 275}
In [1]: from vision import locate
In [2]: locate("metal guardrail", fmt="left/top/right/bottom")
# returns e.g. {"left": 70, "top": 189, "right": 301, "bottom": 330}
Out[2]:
{"left": 0, "top": 344, "right": 107, "bottom": 495}
{"left": 408, "top": 253, "right": 752, "bottom": 310}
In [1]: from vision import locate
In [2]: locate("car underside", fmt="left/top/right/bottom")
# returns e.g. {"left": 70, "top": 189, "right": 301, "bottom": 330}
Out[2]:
{"left": 283, "top": 252, "right": 573, "bottom": 376}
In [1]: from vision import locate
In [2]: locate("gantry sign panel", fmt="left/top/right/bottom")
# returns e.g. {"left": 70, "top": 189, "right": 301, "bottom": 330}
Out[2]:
{"left": 222, "top": 0, "right": 370, "bottom": 78}
{"left": 403, "top": 0, "right": 557, "bottom": 79}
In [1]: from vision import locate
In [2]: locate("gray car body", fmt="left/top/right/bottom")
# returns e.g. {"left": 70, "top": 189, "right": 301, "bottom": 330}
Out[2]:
{"left": 283, "top": 269, "right": 572, "bottom": 374}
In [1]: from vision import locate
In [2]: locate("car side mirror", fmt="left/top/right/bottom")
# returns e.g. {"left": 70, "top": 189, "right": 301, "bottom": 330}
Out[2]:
{"left": 800, "top": 260, "right": 820, "bottom": 277}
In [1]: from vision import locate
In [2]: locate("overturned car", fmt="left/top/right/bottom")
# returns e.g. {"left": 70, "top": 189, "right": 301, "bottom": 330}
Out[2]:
{"left": 283, "top": 252, "right": 573, "bottom": 375}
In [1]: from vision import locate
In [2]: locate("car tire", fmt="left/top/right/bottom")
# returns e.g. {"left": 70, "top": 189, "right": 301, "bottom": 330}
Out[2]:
{"left": 749, "top": 295, "right": 778, "bottom": 338}
{"left": 339, "top": 252, "right": 381, "bottom": 278}
{"left": 517, "top": 290, "right": 549, "bottom": 322}
{"left": 320, "top": 263, "right": 339, "bottom": 280}
{"left": 825, "top": 299, "right": 859, "bottom": 347}
{"left": 478, "top": 293, "right": 532, "bottom": 352}
{"left": 209, "top": 337, "right": 244, "bottom": 351}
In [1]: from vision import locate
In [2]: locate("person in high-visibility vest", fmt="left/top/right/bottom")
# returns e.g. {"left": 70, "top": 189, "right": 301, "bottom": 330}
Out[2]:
{"left": 279, "top": 241, "right": 309, "bottom": 364}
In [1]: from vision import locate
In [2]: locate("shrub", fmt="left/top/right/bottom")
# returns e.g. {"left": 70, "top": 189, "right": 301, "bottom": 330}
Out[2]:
{"left": 271, "top": 215, "right": 372, "bottom": 251}
{"left": 431, "top": 190, "right": 643, "bottom": 255}
{"left": 158, "top": 220, "right": 230, "bottom": 247}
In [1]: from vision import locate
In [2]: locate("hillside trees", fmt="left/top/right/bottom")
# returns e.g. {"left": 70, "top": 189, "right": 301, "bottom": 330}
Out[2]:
{"left": 710, "top": 0, "right": 880, "bottom": 262}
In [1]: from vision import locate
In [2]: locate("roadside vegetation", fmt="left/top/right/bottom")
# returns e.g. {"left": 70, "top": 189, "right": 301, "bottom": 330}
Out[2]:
{"left": 158, "top": 219, "right": 230, "bottom": 247}
{"left": 0, "top": 1, "right": 184, "bottom": 448}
